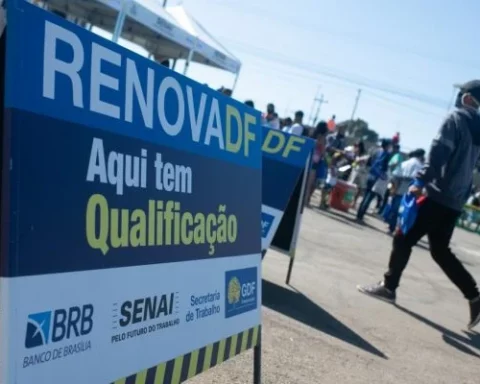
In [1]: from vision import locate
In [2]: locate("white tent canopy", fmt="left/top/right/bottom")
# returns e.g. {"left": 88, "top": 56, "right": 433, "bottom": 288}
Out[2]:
{"left": 37, "top": 0, "right": 241, "bottom": 76}
{"left": 166, "top": 5, "right": 241, "bottom": 75}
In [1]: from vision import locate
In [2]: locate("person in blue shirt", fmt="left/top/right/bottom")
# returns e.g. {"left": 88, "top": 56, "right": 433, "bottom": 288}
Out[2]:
{"left": 356, "top": 139, "right": 392, "bottom": 221}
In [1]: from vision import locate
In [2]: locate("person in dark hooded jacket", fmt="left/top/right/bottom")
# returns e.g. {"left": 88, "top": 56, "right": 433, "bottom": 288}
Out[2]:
{"left": 358, "top": 80, "right": 480, "bottom": 330}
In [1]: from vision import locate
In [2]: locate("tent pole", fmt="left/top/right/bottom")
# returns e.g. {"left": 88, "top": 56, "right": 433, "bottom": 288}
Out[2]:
{"left": 112, "top": 0, "right": 128, "bottom": 43}
{"left": 183, "top": 49, "right": 194, "bottom": 76}
{"left": 232, "top": 67, "right": 241, "bottom": 94}
{"left": 172, "top": 59, "right": 178, "bottom": 70}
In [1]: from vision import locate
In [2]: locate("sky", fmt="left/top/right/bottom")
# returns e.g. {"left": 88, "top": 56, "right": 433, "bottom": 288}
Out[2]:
{"left": 95, "top": 0, "right": 480, "bottom": 152}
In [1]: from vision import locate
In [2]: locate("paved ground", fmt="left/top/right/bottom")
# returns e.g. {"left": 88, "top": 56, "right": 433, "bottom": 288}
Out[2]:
{"left": 190, "top": 200, "right": 480, "bottom": 384}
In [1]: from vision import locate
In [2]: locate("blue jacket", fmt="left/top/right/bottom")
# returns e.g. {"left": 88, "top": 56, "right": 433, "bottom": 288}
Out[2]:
{"left": 369, "top": 149, "right": 390, "bottom": 180}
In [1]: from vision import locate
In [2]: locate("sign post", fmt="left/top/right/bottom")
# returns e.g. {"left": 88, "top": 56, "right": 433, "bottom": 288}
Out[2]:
{"left": 261, "top": 127, "right": 314, "bottom": 284}
{"left": 0, "top": 2, "right": 262, "bottom": 383}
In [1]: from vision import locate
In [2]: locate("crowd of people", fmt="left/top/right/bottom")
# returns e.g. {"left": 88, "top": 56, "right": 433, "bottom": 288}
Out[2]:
{"left": 240, "top": 99, "right": 427, "bottom": 236}
{"left": 239, "top": 97, "right": 480, "bottom": 240}
{"left": 244, "top": 81, "right": 480, "bottom": 330}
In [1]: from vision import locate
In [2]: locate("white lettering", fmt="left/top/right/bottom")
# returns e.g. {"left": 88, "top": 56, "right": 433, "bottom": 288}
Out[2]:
{"left": 186, "top": 86, "right": 207, "bottom": 142}
{"left": 90, "top": 43, "right": 121, "bottom": 118}
{"left": 125, "top": 58, "right": 154, "bottom": 128}
{"left": 40, "top": 24, "right": 238, "bottom": 156}
{"left": 157, "top": 77, "right": 185, "bottom": 136}
{"left": 163, "top": 163, "right": 175, "bottom": 192}
{"left": 107, "top": 151, "right": 125, "bottom": 195}
{"left": 154, "top": 153, "right": 192, "bottom": 194}
{"left": 43, "top": 21, "right": 84, "bottom": 108}
{"left": 205, "top": 99, "right": 224, "bottom": 149}
{"left": 86, "top": 138, "right": 108, "bottom": 183}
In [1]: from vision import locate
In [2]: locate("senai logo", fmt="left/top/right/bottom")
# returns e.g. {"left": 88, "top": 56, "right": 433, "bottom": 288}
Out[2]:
{"left": 25, "top": 305, "right": 94, "bottom": 349}
{"left": 225, "top": 267, "right": 258, "bottom": 318}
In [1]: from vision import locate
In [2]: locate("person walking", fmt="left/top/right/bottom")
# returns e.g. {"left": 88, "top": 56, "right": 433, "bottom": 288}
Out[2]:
{"left": 306, "top": 121, "right": 329, "bottom": 206}
{"left": 385, "top": 149, "right": 425, "bottom": 234}
{"left": 356, "top": 139, "right": 392, "bottom": 221}
{"left": 349, "top": 141, "right": 369, "bottom": 208}
{"left": 357, "top": 80, "right": 480, "bottom": 329}
{"left": 319, "top": 124, "right": 347, "bottom": 208}
{"left": 378, "top": 143, "right": 404, "bottom": 215}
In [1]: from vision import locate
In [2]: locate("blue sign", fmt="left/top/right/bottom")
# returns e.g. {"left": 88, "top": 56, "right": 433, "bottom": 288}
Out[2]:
{"left": 261, "top": 212, "right": 275, "bottom": 238}
{"left": 261, "top": 127, "right": 315, "bottom": 252}
{"left": 225, "top": 267, "right": 258, "bottom": 318}
{"left": 3, "top": 2, "right": 263, "bottom": 277}
{"left": 2, "top": 3, "right": 262, "bottom": 383}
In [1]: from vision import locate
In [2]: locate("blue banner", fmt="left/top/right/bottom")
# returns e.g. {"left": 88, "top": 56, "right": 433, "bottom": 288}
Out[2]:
{"left": 2, "top": 2, "right": 262, "bottom": 276}
{"left": 261, "top": 127, "right": 314, "bottom": 251}
{"left": 5, "top": 3, "right": 261, "bottom": 170}
{"left": 1, "top": 4, "right": 263, "bottom": 384}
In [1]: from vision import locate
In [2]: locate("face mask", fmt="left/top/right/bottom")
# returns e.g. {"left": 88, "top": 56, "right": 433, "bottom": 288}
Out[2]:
{"left": 474, "top": 98, "right": 480, "bottom": 115}
{"left": 457, "top": 92, "right": 480, "bottom": 113}
{"left": 455, "top": 92, "right": 463, "bottom": 109}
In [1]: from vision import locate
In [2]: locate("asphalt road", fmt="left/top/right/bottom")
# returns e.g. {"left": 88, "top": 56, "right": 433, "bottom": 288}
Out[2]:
{"left": 190, "top": 204, "right": 480, "bottom": 384}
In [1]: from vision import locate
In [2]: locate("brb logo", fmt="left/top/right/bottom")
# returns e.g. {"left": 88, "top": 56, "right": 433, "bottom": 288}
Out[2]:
{"left": 261, "top": 212, "right": 275, "bottom": 238}
{"left": 225, "top": 267, "right": 258, "bottom": 318}
{"left": 25, "top": 305, "right": 94, "bottom": 349}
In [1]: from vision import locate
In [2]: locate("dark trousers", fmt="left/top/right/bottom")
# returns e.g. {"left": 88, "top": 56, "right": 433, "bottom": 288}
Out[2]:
{"left": 378, "top": 188, "right": 390, "bottom": 213}
{"left": 384, "top": 199, "right": 479, "bottom": 300}
{"left": 387, "top": 195, "right": 402, "bottom": 233}
{"left": 357, "top": 179, "right": 376, "bottom": 219}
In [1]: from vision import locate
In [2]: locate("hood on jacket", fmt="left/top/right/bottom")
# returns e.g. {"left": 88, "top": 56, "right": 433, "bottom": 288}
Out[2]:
{"left": 457, "top": 108, "right": 480, "bottom": 146}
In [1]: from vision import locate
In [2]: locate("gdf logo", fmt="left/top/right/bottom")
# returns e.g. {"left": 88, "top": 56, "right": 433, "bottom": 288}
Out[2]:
{"left": 241, "top": 281, "right": 256, "bottom": 298}
{"left": 225, "top": 267, "right": 258, "bottom": 318}
{"left": 25, "top": 304, "right": 94, "bottom": 349}
{"left": 227, "top": 277, "right": 241, "bottom": 305}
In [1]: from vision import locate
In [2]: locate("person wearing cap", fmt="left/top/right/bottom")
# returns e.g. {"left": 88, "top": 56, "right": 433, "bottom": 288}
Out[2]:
{"left": 358, "top": 80, "right": 480, "bottom": 330}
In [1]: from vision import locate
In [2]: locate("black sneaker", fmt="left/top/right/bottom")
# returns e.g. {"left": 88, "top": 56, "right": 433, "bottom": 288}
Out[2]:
{"left": 357, "top": 281, "right": 396, "bottom": 304}
{"left": 468, "top": 297, "right": 480, "bottom": 330}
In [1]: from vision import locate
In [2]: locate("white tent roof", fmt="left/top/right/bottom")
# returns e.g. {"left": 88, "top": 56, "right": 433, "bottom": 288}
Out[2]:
{"left": 166, "top": 5, "right": 241, "bottom": 74}
{"left": 38, "top": 0, "right": 241, "bottom": 74}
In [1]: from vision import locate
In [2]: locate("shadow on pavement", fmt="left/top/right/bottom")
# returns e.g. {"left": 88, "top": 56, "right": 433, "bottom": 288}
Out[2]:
{"left": 262, "top": 279, "right": 388, "bottom": 360}
{"left": 313, "top": 208, "right": 362, "bottom": 229}
{"left": 395, "top": 304, "right": 480, "bottom": 358}
{"left": 362, "top": 221, "right": 390, "bottom": 236}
